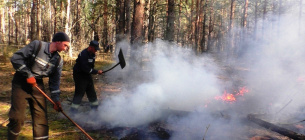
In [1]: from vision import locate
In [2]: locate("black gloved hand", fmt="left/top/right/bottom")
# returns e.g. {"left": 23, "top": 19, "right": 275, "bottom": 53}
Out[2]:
{"left": 53, "top": 101, "right": 63, "bottom": 112}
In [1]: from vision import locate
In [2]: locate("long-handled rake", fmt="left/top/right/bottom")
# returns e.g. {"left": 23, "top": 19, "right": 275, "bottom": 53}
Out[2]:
{"left": 34, "top": 85, "right": 94, "bottom": 140}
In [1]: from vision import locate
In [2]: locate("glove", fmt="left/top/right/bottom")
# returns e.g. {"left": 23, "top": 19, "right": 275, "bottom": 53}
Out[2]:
{"left": 27, "top": 77, "right": 37, "bottom": 86}
{"left": 53, "top": 101, "right": 63, "bottom": 112}
{"left": 97, "top": 70, "right": 103, "bottom": 75}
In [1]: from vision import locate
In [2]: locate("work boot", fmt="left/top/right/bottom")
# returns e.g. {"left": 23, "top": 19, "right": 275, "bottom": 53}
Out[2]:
{"left": 8, "top": 129, "right": 19, "bottom": 140}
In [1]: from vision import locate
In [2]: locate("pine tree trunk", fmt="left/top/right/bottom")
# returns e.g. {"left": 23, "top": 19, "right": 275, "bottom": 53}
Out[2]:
{"left": 53, "top": 0, "right": 57, "bottom": 34}
{"left": 262, "top": 0, "right": 267, "bottom": 38}
{"left": 0, "top": 0, "right": 4, "bottom": 43}
{"left": 242, "top": 0, "right": 248, "bottom": 28}
{"left": 73, "top": 0, "right": 81, "bottom": 43}
{"left": 194, "top": 0, "right": 200, "bottom": 52}
{"left": 36, "top": 0, "right": 41, "bottom": 40}
{"left": 207, "top": 0, "right": 214, "bottom": 52}
{"left": 116, "top": 0, "right": 126, "bottom": 43}
{"left": 15, "top": 1, "right": 19, "bottom": 44}
{"left": 200, "top": 0, "right": 207, "bottom": 53}
{"left": 31, "top": 0, "right": 37, "bottom": 40}
{"left": 102, "top": 0, "right": 108, "bottom": 47}
{"left": 177, "top": 0, "right": 182, "bottom": 44}
{"left": 165, "top": 0, "right": 175, "bottom": 42}
{"left": 228, "top": 0, "right": 235, "bottom": 59}
{"left": 65, "top": 0, "right": 72, "bottom": 57}
{"left": 143, "top": 0, "right": 150, "bottom": 43}
{"left": 125, "top": 0, "right": 131, "bottom": 40}
{"left": 8, "top": 3, "right": 11, "bottom": 44}
{"left": 148, "top": 0, "right": 157, "bottom": 42}
{"left": 131, "top": 0, "right": 144, "bottom": 46}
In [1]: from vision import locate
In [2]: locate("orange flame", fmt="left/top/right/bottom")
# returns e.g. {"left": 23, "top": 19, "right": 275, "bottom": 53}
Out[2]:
{"left": 215, "top": 87, "right": 249, "bottom": 102}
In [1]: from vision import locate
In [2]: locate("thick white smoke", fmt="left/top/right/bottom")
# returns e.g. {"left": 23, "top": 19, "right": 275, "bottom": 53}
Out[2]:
{"left": 93, "top": 40, "right": 223, "bottom": 128}
{"left": 70, "top": 8, "right": 305, "bottom": 140}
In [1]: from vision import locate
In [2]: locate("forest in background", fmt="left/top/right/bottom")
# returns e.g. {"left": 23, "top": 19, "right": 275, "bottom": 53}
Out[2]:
{"left": 0, "top": 0, "right": 304, "bottom": 60}
{"left": 1, "top": 1, "right": 305, "bottom": 139}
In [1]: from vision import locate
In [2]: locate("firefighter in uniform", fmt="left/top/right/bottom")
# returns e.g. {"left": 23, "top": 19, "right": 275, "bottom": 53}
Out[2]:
{"left": 8, "top": 32, "right": 70, "bottom": 140}
{"left": 70, "top": 40, "right": 103, "bottom": 113}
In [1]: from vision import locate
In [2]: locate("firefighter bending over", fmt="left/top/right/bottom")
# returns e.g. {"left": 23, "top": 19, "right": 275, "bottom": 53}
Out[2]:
{"left": 8, "top": 32, "right": 70, "bottom": 140}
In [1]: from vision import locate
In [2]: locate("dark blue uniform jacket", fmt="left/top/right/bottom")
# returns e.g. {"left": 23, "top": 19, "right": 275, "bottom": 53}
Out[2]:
{"left": 73, "top": 48, "right": 98, "bottom": 75}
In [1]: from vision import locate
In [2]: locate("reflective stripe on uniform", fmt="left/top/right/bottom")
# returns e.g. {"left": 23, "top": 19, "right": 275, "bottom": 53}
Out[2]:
{"left": 9, "top": 130, "right": 20, "bottom": 136}
{"left": 90, "top": 100, "right": 99, "bottom": 106}
{"left": 71, "top": 103, "right": 80, "bottom": 109}
{"left": 35, "top": 57, "right": 48, "bottom": 67}
{"left": 17, "top": 65, "right": 26, "bottom": 71}
{"left": 51, "top": 90, "right": 60, "bottom": 94}
{"left": 89, "top": 68, "right": 92, "bottom": 73}
{"left": 34, "top": 136, "right": 49, "bottom": 139}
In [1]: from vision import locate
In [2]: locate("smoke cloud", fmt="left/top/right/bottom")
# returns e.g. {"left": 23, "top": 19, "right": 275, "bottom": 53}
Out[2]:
{"left": 71, "top": 8, "right": 305, "bottom": 140}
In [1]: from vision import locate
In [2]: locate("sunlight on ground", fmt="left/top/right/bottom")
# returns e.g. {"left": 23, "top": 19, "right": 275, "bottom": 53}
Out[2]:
{"left": 0, "top": 102, "right": 84, "bottom": 140}
{"left": 0, "top": 102, "right": 10, "bottom": 124}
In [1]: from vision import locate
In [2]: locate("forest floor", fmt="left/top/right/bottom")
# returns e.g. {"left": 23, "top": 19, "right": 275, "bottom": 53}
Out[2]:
{"left": 0, "top": 45, "right": 301, "bottom": 140}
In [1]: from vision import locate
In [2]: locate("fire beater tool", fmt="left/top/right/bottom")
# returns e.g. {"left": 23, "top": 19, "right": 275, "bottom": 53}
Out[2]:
{"left": 102, "top": 48, "right": 126, "bottom": 73}
{"left": 34, "top": 85, "right": 94, "bottom": 140}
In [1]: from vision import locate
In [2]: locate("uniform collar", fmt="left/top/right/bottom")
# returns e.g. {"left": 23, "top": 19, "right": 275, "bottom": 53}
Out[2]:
{"left": 44, "top": 43, "right": 53, "bottom": 57}
{"left": 86, "top": 48, "right": 95, "bottom": 57}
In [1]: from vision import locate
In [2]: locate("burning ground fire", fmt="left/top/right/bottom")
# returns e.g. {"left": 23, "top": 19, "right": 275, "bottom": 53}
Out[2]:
{"left": 214, "top": 87, "right": 249, "bottom": 102}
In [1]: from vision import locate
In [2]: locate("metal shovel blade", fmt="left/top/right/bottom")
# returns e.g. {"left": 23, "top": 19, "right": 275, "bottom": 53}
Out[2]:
{"left": 102, "top": 48, "right": 126, "bottom": 73}
{"left": 118, "top": 49, "right": 126, "bottom": 69}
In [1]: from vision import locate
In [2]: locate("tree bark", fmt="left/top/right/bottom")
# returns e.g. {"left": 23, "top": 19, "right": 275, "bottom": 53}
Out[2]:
{"left": 131, "top": 0, "right": 144, "bottom": 46}
{"left": 143, "top": 0, "right": 150, "bottom": 43}
{"left": 0, "top": 1, "right": 3, "bottom": 43}
{"left": 53, "top": 0, "right": 57, "bottom": 34}
{"left": 116, "top": 0, "right": 126, "bottom": 43}
{"left": 299, "top": 0, "right": 303, "bottom": 35}
{"left": 125, "top": 0, "right": 131, "bottom": 40}
{"left": 190, "top": 0, "right": 195, "bottom": 46}
{"left": 102, "top": 0, "right": 108, "bottom": 47}
{"left": 176, "top": 0, "right": 182, "bottom": 44}
{"left": 165, "top": 0, "right": 175, "bottom": 42}
{"left": 254, "top": 0, "right": 258, "bottom": 40}
{"left": 60, "top": 1, "right": 65, "bottom": 29}
{"left": 31, "top": 0, "right": 37, "bottom": 40}
{"left": 75, "top": 0, "right": 81, "bottom": 36}
{"left": 14, "top": 1, "right": 18, "bottom": 44}
{"left": 207, "top": 0, "right": 214, "bottom": 53}
{"left": 228, "top": 0, "right": 235, "bottom": 59}
{"left": 194, "top": 0, "right": 200, "bottom": 52}
{"left": 262, "top": 0, "right": 267, "bottom": 38}
{"left": 26, "top": 1, "right": 30, "bottom": 42}
{"left": 36, "top": 0, "right": 41, "bottom": 40}
{"left": 65, "top": 0, "right": 72, "bottom": 57}
{"left": 200, "top": 0, "right": 207, "bottom": 53}
{"left": 8, "top": 3, "right": 11, "bottom": 44}
{"left": 242, "top": 0, "right": 248, "bottom": 28}
{"left": 148, "top": 0, "right": 157, "bottom": 42}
